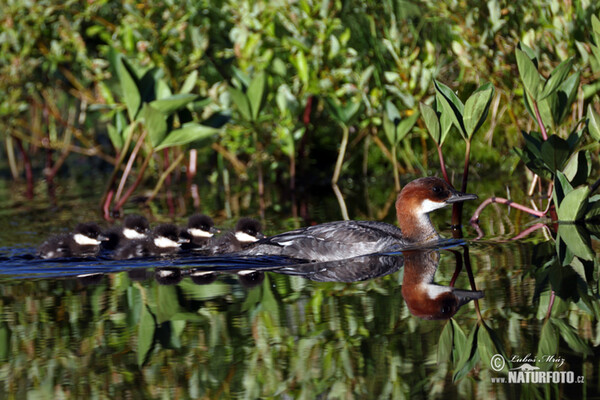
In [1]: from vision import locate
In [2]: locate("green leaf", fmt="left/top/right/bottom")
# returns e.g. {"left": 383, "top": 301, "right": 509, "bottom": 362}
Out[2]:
{"left": 539, "top": 58, "right": 573, "bottom": 101}
{"left": 557, "top": 224, "right": 595, "bottom": 261}
{"left": 229, "top": 87, "right": 252, "bottom": 121}
{"left": 395, "top": 112, "right": 419, "bottom": 144}
{"left": 540, "top": 135, "right": 570, "bottom": 172}
{"left": 434, "top": 80, "right": 466, "bottom": 139}
{"left": 107, "top": 124, "right": 123, "bottom": 151}
{"left": 453, "top": 324, "right": 480, "bottom": 382}
{"left": 155, "top": 123, "right": 219, "bottom": 151}
{"left": 340, "top": 99, "right": 361, "bottom": 123}
{"left": 515, "top": 47, "right": 541, "bottom": 100}
{"left": 156, "top": 285, "right": 183, "bottom": 324}
{"left": 553, "top": 170, "right": 574, "bottom": 205}
{"left": 551, "top": 72, "right": 580, "bottom": 125}
{"left": 586, "top": 197, "right": 600, "bottom": 221}
{"left": 451, "top": 319, "right": 467, "bottom": 366}
{"left": 587, "top": 104, "right": 600, "bottom": 142}
{"left": 463, "top": 82, "right": 495, "bottom": 138}
{"left": 137, "top": 305, "right": 156, "bottom": 367}
{"left": 563, "top": 150, "right": 591, "bottom": 187}
{"left": 247, "top": 71, "right": 266, "bottom": 121}
{"left": 437, "top": 320, "right": 453, "bottom": 364}
{"left": 556, "top": 186, "right": 590, "bottom": 222}
{"left": 180, "top": 70, "right": 198, "bottom": 94}
{"left": 383, "top": 100, "right": 401, "bottom": 146}
{"left": 536, "top": 320, "right": 558, "bottom": 370}
{"left": 150, "top": 94, "right": 199, "bottom": 115}
{"left": 295, "top": 50, "right": 309, "bottom": 86}
{"left": 438, "top": 98, "right": 454, "bottom": 145}
{"left": 141, "top": 103, "right": 168, "bottom": 148}
{"left": 420, "top": 102, "right": 441, "bottom": 144}
{"left": 551, "top": 319, "right": 592, "bottom": 356}
{"left": 0, "top": 323, "right": 10, "bottom": 361}
{"left": 477, "top": 324, "right": 500, "bottom": 373}
{"left": 116, "top": 55, "right": 141, "bottom": 121}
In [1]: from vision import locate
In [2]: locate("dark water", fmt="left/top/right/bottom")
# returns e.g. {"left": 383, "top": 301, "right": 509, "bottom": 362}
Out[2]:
{"left": 0, "top": 180, "right": 598, "bottom": 399}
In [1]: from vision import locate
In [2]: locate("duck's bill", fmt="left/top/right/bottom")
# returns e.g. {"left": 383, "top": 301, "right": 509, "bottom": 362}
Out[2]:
{"left": 454, "top": 289, "right": 485, "bottom": 307}
{"left": 445, "top": 191, "right": 478, "bottom": 204}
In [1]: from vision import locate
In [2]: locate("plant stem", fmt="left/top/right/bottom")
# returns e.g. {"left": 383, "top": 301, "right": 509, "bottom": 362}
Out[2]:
{"left": 451, "top": 139, "right": 471, "bottom": 230}
{"left": 332, "top": 124, "right": 349, "bottom": 185}
{"left": 462, "top": 245, "right": 482, "bottom": 320}
{"left": 115, "top": 128, "right": 147, "bottom": 203}
{"left": 436, "top": 144, "right": 450, "bottom": 185}
{"left": 146, "top": 152, "right": 185, "bottom": 204}
{"left": 113, "top": 150, "right": 153, "bottom": 212}
{"left": 470, "top": 196, "right": 547, "bottom": 223}
{"left": 15, "top": 137, "right": 34, "bottom": 199}
{"left": 332, "top": 183, "right": 349, "bottom": 220}
{"left": 532, "top": 100, "right": 548, "bottom": 140}
{"left": 391, "top": 145, "right": 400, "bottom": 193}
{"left": 6, "top": 136, "right": 19, "bottom": 180}
{"left": 100, "top": 123, "right": 136, "bottom": 209}
{"left": 545, "top": 290, "right": 555, "bottom": 319}
{"left": 103, "top": 189, "right": 114, "bottom": 221}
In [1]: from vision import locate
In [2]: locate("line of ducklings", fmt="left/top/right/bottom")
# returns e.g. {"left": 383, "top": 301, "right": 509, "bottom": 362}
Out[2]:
{"left": 37, "top": 214, "right": 265, "bottom": 260}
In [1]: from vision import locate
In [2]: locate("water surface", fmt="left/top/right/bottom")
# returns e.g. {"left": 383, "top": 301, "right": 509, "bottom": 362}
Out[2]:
{"left": 0, "top": 179, "right": 598, "bottom": 399}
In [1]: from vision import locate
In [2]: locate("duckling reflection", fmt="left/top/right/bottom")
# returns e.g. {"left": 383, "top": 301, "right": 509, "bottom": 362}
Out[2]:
{"left": 401, "top": 250, "right": 483, "bottom": 320}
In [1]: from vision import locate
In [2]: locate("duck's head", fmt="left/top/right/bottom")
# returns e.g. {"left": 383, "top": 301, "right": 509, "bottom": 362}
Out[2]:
{"left": 395, "top": 177, "right": 477, "bottom": 241}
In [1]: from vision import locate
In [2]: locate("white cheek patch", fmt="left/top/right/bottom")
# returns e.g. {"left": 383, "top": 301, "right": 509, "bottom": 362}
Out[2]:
{"left": 123, "top": 228, "right": 147, "bottom": 240}
{"left": 73, "top": 234, "right": 101, "bottom": 246}
{"left": 188, "top": 228, "right": 214, "bottom": 238}
{"left": 235, "top": 231, "right": 260, "bottom": 243}
{"left": 423, "top": 284, "right": 452, "bottom": 299}
{"left": 154, "top": 237, "right": 180, "bottom": 248}
{"left": 419, "top": 199, "right": 447, "bottom": 214}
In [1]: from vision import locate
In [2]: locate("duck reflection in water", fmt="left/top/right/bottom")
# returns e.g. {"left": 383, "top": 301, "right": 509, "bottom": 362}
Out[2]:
{"left": 274, "top": 249, "right": 483, "bottom": 320}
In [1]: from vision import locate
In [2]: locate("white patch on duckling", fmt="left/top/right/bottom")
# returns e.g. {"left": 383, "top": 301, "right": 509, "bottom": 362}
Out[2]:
{"left": 154, "top": 237, "right": 180, "bottom": 248}
{"left": 188, "top": 228, "right": 214, "bottom": 238}
{"left": 73, "top": 234, "right": 101, "bottom": 246}
{"left": 235, "top": 231, "right": 260, "bottom": 243}
{"left": 123, "top": 228, "right": 146, "bottom": 240}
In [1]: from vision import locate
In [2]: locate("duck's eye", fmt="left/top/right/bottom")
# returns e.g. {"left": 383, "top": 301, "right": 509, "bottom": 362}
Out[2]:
{"left": 441, "top": 305, "right": 451, "bottom": 314}
{"left": 432, "top": 186, "right": 442, "bottom": 194}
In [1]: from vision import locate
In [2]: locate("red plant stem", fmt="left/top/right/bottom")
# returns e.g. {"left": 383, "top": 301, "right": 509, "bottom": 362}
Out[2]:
{"left": 187, "top": 149, "right": 197, "bottom": 183}
{"left": 437, "top": 144, "right": 451, "bottom": 186}
{"left": 15, "top": 137, "right": 34, "bottom": 199}
{"left": 115, "top": 129, "right": 147, "bottom": 203}
{"left": 451, "top": 139, "right": 471, "bottom": 232}
{"left": 449, "top": 250, "right": 463, "bottom": 287}
{"left": 163, "top": 148, "right": 172, "bottom": 186}
{"left": 103, "top": 189, "right": 114, "bottom": 221}
{"left": 470, "top": 196, "right": 547, "bottom": 223}
{"left": 509, "top": 223, "right": 548, "bottom": 241}
{"left": 545, "top": 290, "right": 555, "bottom": 319}
{"left": 461, "top": 139, "right": 471, "bottom": 194}
{"left": 532, "top": 100, "right": 548, "bottom": 140}
{"left": 113, "top": 151, "right": 153, "bottom": 212}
